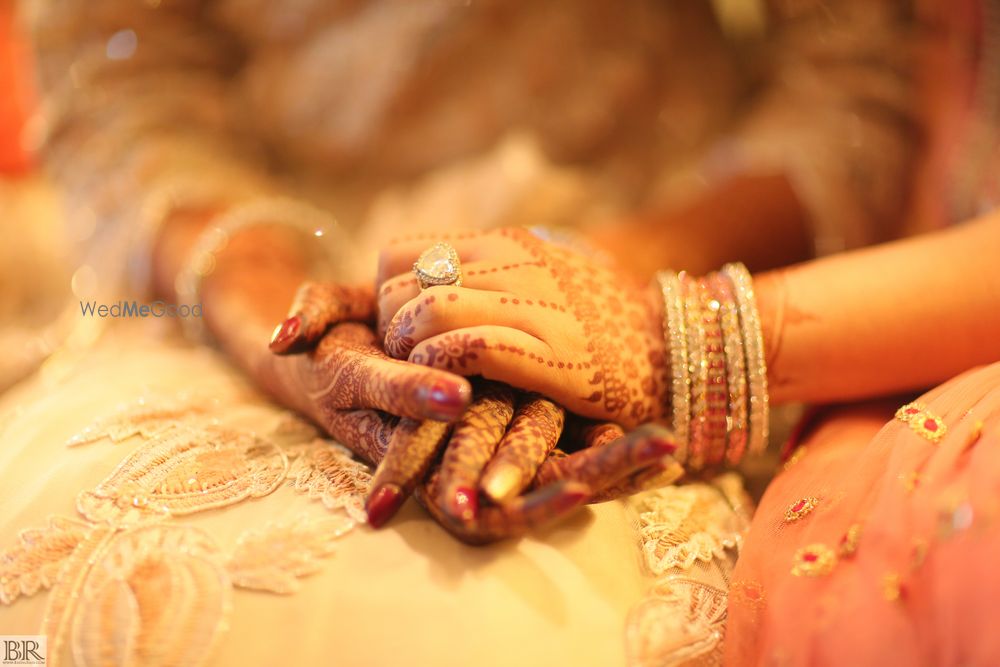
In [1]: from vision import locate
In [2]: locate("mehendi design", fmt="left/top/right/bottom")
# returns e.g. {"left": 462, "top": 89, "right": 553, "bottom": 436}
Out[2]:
{"left": 369, "top": 418, "right": 451, "bottom": 500}
{"left": 376, "top": 227, "right": 671, "bottom": 426}
{"left": 534, "top": 426, "right": 678, "bottom": 495}
{"left": 417, "top": 470, "right": 589, "bottom": 545}
{"left": 480, "top": 394, "right": 564, "bottom": 502}
{"left": 435, "top": 382, "right": 516, "bottom": 521}
{"left": 271, "top": 282, "right": 376, "bottom": 353}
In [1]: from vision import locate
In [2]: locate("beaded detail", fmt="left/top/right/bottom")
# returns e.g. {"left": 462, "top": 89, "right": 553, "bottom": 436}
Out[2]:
{"left": 784, "top": 497, "right": 820, "bottom": 523}
{"left": 1, "top": 395, "right": 370, "bottom": 666}
{"left": 791, "top": 544, "right": 837, "bottom": 577}
{"left": 839, "top": 523, "right": 862, "bottom": 557}
{"left": 895, "top": 401, "right": 947, "bottom": 443}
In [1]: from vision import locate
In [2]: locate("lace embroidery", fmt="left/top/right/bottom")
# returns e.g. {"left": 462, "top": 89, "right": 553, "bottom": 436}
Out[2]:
{"left": 1, "top": 394, "right": 372, "bottom": 667}
{"left": 286, "top": 442, "right": 372, "bottom": 523}
{"left": 0, "top": 517, "right": 92, "bottom": 605}
{"left": 626, "top": 577, "right": 729, "bottom": 667}
{"left": 626, "top": 474, "right": 753, "bottom": 667}
{"left": 76, "top": 425, "right": 289, "bottom": 525}
{"left": 631, "top": 474, "right": 750, "bottom": 574}
{"left": 227, "top": 515, "right": 355, "bottom": 594}
{"left": 65, "top": 393, "right": 226, "bottom": 447}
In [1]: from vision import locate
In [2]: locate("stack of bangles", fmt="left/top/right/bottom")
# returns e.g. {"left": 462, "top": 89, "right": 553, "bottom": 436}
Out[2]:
{"left": 655, "top": 262, "right": 768, "bottom": 470}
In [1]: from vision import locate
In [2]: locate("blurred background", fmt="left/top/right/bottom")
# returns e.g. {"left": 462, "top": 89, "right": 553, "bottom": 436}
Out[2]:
{"left": 0, "top": 0, "right": 71, "bottom": 392}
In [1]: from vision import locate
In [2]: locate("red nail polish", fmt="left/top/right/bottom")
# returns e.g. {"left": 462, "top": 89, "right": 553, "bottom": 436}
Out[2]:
{"left": 420, "top": 380, "right": 471, "bottom": 421}
{"left": 553, "top": 485, "right": 590, "bottom": 513}
{"left": 269, "top": 315, "right": 302, "bottom": 351}
{"left": 450, "top": 486, "right": 479, "bottom": 522}
{"left": 366, "top": 484, "right": 404, "bottom": 528}
{"left": 647, "top": 436, "right": 677, "bottom": 457}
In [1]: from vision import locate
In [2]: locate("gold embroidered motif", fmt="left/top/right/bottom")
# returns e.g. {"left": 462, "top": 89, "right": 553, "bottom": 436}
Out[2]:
{"left": 882, "top": 572, "right": 905, "bottom": 601}
{"left": 626, "top": 578, "right": 729, "bottom": 667}
{"left": 227, "top": 516, "right": 355, "bottom": 594}
{"left": 784, "top": 497, "right": 819, "bottom": 523}
{"left": 0, "top": 517, "right": 92, "bottom": 605}
{"left": 630, "top": 475, "right": 751, "bottom": 573}
{"left": 76, "top": 426, "right": 288, "bottom": 524}
{"left": 3, "top": 394, "right": 370, "bottom": 667}
{"left": 626, "top": 475, "right": 753, "bottom": 667}
{"left": 65, "top": 394, "right": 218, "bottom": 446}
{"left": 838, "top": 523, "right": 862, "bottom": 558}
{"left": 895, "top": 401, "right": 947, "bottom": 443}
{"left": 791, "top": 544, "right": 837, "bottom": 577}
{"left": 286, "top": 442, "right": 372, "bottom": 523}
{"left": 69, "top": 524, "right": 231, "bottom": 667}
{"left": 894, "top": 401, "right": 927, "bottom": 424}
{"left": 783, "top": 446, "right": 806, "bottom": 471}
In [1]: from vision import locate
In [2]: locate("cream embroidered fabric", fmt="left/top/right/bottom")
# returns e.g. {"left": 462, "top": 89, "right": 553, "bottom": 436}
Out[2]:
{"left": 0, "top": 322, "right": 754, "bottom": 667}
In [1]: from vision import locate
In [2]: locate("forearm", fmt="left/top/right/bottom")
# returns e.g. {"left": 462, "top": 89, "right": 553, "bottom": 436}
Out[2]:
{"left": 758, "top": 215, "right": 1000, "bottom": 404}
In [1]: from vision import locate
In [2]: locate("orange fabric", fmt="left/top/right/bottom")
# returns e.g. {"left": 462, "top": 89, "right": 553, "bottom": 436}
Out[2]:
{"left": 0, "top": 1, "right": 36, "bottom": 173}
{"left": 725, "top": 362, "right": 1000, "bottom": 666}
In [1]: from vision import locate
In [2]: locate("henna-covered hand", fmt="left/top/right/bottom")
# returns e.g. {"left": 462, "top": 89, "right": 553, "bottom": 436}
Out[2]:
{"left": 418, "top": 424, "right": 681, "bottom": 544}
{"left": 270, "top": 281, "right": 377, "bottom": 353}
{"left": 266, "top": 285, "right": 473, "bottom": 423}
{"left": 377, "top": 228, "right": 670, "bottom": 428}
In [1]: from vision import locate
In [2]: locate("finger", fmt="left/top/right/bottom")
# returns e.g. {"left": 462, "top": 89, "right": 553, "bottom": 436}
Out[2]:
{"left": 480, "top": 395, "right": 564, "bottom": 503}
{"left": 559, "top": 419, "right": 626, "bottom": 452}
{"left": 318, "top": 408, "right": 397, "bottom": 466}
{"left": 366, "top": 419, "right": 450, "bottom": 528}
{"left": 271, "top": 282, "right": 376, "bottom": 354}
{"left": 376, "top": 233, "right": 490, "bottom": 288}
{"left": 306, "top": 322, "right": 472, "bottom": 421}
{"left": 384, "top": 286, "right": 555, "bottom": 360}
{"left": 418, "top": 473, "right": 590, "bottom": 545}
{"left": 407, "top": 326, "right": 556, "bottom": 395}
{"left": 588, "top": 460, "right": 685, "bottom": 503}
{"left": 376, "top": 260, "right": 550, "bottom": 337}
{"left": 533, "top": 425, "right": 678, "bottom": 491}
{"left": 436, "top": 383, "right": 517, "bottom": 522}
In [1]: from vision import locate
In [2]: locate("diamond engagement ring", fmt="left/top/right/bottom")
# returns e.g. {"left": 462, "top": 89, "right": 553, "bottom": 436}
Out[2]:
{"left": 413, "top": 242, "right": 463, "bottom": 290}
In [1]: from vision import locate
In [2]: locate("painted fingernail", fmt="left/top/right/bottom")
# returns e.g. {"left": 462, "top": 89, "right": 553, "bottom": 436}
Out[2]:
{"left": 419, "top": 380, "right": 471, "bottom": 421}
{"left": 365, "top": 483, "right": 404, "bottom": 528}
{"left": 553, "top": 484, "right": 590, "bottom": 512}
{"left": 269, "top": 315, "right": 302, "bottom": 351}
{"left": 481, "top": 462, "right": 523, "bottom": 503}
{"left": 646, "top": 436, "right": 678, "bottom": 457}
{"left": 450, "top": 486, "right": 479, "bottom": 522}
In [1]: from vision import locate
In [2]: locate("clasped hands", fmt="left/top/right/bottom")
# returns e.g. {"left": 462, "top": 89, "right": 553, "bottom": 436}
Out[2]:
{"left": 268, "top": 228, "right": 681, "bottom": 543}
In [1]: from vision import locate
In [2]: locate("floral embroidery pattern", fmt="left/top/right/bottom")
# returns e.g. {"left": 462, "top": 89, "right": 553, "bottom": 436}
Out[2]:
{"left": 625, "top": 474, "right": 753, "bottom": 667}
{"left": 0, "top": 396, "right": 372, "bottom": 667}
{"left": 895, "top": 401, "right": 947, "bottom": 443}
{"left": 791, "top": 543, "right": 837, "bottom": 577}
{"left": 784, "top": 497, "right": 820, "bottom": 523}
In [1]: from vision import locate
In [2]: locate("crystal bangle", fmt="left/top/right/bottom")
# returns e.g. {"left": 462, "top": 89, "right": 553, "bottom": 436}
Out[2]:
{"left": 655, "top": 270, "right": 691, "bottom": 462}
{"left": 721, "top": 262, "right": 769, "bottom": 455}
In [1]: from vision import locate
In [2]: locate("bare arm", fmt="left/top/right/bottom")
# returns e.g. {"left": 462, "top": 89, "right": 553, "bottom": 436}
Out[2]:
{"left": 760, "top": 214, "right": 1000, "bottom": 404}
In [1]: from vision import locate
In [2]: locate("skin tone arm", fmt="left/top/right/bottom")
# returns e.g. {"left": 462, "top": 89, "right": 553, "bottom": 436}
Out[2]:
{"left": 759, "top": 213, "right": 1000, "bottom": 405}
{"left": 370, "top": 215, "right": 1000, "bottom": 422}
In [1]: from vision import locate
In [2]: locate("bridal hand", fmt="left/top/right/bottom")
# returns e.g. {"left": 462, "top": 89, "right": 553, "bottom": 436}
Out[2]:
{"left": 418, "top": 424, "right": 681, "bottom": 544}
{"left": 376, "top": 228, "right": 670, "bottom": 427}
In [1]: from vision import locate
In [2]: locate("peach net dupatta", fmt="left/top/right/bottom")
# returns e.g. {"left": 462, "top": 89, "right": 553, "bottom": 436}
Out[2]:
{"left": 724, "top": 361, "right": 1000, "bottom": 666}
